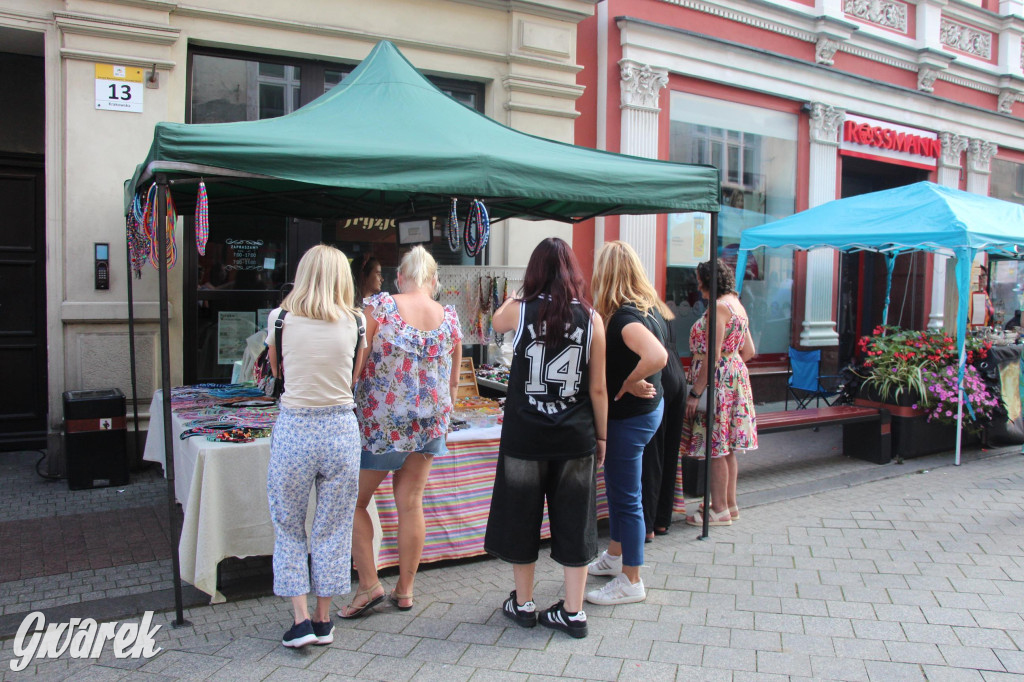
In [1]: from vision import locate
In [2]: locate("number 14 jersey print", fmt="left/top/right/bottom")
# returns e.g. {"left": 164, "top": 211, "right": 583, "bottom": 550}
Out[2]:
{"left": 500, "top": 299, "right": 596, "bottom": 461}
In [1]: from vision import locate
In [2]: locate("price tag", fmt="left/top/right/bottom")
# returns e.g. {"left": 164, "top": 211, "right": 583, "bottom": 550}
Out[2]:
{"left": 95, "top": 64, "right": 144, "bottom": 113}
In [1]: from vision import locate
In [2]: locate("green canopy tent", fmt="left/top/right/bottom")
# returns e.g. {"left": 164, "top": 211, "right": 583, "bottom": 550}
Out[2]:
{"left": 124, "top": 40, "right": 723, "bottom": 623}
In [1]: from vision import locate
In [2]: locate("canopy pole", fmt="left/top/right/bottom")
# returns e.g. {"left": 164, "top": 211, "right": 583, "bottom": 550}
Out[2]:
{"left": 124, "top": 227, "right": 141, "bottom": 470}
{"left": 699, "top": 211, "right": 719, "bottom": 540}
{"left": 156, "top": 174, "right": 188, "bottom": 625}
{"left": 953, "top": 250, "right": 974, "bottom": 467}
{"left": 881, "top": 253, "right": 896, "bottom": 326}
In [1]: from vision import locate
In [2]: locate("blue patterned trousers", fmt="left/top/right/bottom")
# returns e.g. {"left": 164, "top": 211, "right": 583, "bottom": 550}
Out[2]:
{"left": 267, "top": 404, "right": 360, "bottom": 597}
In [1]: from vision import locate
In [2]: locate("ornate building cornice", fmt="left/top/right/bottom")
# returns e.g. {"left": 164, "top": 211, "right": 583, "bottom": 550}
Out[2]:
{"left": 816, "top": 37, "right": 841, "bottom": 66}
{"left": 918, "top": 67, "right": 940, "bottom": 93}
{"left": 809, "top": 102, "right": 846, "bottom": 145}
{"left": 619, "top": 60, "right": 668, "bottom": 111}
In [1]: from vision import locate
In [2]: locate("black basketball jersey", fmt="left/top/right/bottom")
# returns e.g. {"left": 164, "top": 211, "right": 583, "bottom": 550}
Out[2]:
{"left": 500, "top": 299, "right": 595, "bottom": 460}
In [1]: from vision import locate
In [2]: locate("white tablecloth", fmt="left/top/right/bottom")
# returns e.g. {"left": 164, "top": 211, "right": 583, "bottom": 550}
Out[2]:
{"left": 143, "top": 391, "right": 500, "bottom": 603}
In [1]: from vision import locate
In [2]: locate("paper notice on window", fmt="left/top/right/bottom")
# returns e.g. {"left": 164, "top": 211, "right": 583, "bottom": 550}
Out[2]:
{"left": 218, "top": 311, "right": 256, "bottom": 365}
{"left": 971, "top": 293, "right": 988, "bottom": 326}
{"left": 668, "top": 212, "right": 711, "bottom": 267}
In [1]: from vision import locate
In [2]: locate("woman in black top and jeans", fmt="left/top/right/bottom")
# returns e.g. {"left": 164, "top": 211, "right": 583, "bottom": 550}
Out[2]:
{"left": 586, "top": 241, "right": 669, "bottom": 606}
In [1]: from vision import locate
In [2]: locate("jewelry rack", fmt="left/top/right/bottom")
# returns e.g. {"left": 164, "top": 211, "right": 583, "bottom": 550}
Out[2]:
{"left": 438, "top": 266, "right": 525, "bottom": 346}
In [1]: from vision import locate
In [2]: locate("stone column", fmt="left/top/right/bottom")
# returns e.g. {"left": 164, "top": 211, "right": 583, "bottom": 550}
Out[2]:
{"left": 929, "top": 133, "right": 969, "bottom": 328}
{"left": 800, "top": 102, "right": 844, "bottom": 347}
{"left": 966, "top": 139, "right": 998, "bottom": 195}
{"left": 618, "top": 60, "right": 668, "bottom": 281}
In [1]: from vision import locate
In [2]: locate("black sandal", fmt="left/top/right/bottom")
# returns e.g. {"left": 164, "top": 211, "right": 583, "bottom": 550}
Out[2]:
{"left": 337, "top": 582, "right": 385, "bottom": 619}
{"left": 653, "top": 526, "right": 670, "bottom": 536}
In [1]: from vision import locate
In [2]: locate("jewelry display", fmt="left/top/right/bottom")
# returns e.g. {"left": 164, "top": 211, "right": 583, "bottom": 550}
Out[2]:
{"left": 446, "top": 198, "right": 460, "bottom": 252}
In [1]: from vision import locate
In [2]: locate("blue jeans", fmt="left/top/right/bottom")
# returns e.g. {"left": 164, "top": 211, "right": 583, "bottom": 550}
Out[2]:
{"left": 603, "top": 400, "right": 664, "bottom": 567}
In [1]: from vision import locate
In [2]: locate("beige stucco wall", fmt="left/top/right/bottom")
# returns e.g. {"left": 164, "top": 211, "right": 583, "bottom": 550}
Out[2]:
{"left": 0, "top": 0, "right": 595, "bottom": 443}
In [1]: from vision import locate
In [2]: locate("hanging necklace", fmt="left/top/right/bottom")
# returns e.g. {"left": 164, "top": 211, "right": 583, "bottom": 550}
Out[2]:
{"left": 464, "top": 199, "right": 490, "bottom": 258}
{"left": 446, "top": 198, "right": 460, "bottom": 252}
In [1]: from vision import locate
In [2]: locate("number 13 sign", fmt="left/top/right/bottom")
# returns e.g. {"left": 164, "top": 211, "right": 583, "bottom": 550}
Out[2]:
{"left": 95, "top": 64, "right": 144, "bottom": 113}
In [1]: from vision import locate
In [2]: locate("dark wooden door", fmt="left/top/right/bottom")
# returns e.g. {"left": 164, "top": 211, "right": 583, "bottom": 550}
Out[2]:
{"left": 0, "top": 156, "right": 46, "bottom": 450}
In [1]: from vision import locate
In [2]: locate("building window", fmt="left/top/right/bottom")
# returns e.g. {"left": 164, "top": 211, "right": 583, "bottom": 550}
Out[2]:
{"left": 667, "top": 91, "right": 797, "bottom": 358}
{"left": 184, "top": 48, "right": 484, "bottom": 383}
{"left": 990, "top": 158, "right": 1024, "bottom": 206}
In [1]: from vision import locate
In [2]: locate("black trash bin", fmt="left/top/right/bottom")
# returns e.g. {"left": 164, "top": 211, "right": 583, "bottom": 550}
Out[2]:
{"left": 63, "top": 389, "right": 129, "bottom": 490}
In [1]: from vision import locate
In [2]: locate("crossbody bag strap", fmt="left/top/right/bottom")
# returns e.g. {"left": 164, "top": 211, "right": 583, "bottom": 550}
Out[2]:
{"left": 274, "top": 310, "right": 288, "bottom": 382}
{"left": 352, "top": 310, "right": 365, "bottom": 369}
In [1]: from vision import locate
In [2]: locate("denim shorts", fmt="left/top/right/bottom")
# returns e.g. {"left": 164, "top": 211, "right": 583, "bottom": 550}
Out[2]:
{"left": 360, "top": 435, "right": 447, "bottom": 471}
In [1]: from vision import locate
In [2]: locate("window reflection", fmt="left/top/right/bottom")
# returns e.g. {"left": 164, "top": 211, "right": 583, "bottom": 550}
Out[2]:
{"left": 667, "top": 91, "right": 797, "bottom": 356}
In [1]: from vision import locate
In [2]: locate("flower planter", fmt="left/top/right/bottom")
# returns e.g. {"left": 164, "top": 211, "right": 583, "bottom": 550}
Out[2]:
{"left": 854, "top": 398, "right": 975, "bottom": 459}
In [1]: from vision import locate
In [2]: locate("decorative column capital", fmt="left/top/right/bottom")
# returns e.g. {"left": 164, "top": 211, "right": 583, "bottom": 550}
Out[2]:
{"left": 619, "top": 60, "right": 668, "bottom": 111}
{"left": 967, "top": 139, "right": 998, "bottom": 174}
{"left": 938, "top": 132, "right": 969, "bottom": 168}
{"left": 808, "top": 102, "right": 846, "bottom": 145}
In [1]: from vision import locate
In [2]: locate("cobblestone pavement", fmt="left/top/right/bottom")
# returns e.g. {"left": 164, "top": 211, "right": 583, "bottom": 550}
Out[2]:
{"left": 2, "top": 447, "right": 1022, "bottom": 680}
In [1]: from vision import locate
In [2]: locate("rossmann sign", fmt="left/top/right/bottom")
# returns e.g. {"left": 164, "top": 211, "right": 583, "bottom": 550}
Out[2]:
{"left": 840, "top": 114, "right": 940, "bottom": 170}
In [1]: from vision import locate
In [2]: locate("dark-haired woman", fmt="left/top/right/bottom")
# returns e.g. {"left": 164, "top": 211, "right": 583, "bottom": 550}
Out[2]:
{"left": 484, "top": 237, "right": 607, "bottom": 639}
{"left": 352, "top": 255, "right": 382, "bottom": 306}
{"left": 682, "top": 259, "right": 757, "bottom": 527}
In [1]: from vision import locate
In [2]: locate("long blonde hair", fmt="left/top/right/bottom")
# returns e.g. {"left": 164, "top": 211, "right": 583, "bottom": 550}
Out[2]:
{"left": 281, "top": 244, "right": 358, "bottom": 322}
{"left": 592, "top": 241, "right": 674, "bottom": 323}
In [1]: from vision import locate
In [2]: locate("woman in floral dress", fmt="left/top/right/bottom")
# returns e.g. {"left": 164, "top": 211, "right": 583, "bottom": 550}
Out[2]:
{"left": 341, "top": 246, "right": 462, "bottom": 618}
{"left": 683, "top": 259, "right": 757, "bottom": 526}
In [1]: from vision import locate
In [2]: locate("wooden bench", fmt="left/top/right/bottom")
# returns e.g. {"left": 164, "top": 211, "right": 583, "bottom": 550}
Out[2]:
{"left": 758, "top": 405, "right": 891, "bottom": 465}
{"left": 681, "top": 405, "right": 891, "bottom": 496}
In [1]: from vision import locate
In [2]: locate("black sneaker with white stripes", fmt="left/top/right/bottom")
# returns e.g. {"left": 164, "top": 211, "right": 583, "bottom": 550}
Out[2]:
{"left": 502, "top": 590, "right": 537, "bottom": 628}
{"left": 538, "top": 600, "right": 588, "bottom": 639}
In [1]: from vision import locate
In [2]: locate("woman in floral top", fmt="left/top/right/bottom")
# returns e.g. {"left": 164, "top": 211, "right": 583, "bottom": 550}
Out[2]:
{"left": 341, "top": 246, "right": 462, "bottom": 619}
{"left": 682, "top": 259, "right": 757, "bottom": 527}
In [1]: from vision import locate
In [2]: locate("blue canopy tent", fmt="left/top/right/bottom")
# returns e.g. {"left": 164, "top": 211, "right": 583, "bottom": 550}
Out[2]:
{"left": 734, "top": 181, "right": 1024, "bottom": 465}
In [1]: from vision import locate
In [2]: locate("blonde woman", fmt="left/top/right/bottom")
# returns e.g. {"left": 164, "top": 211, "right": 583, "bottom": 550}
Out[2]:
{"left": 266, "top": 244, "right": 365, "bottom": 648}
{"left": 341, "top": 246, "right": 462, "bottom": 618}
{"left": 586, "top": 241, "right": 669, "bottom": 605}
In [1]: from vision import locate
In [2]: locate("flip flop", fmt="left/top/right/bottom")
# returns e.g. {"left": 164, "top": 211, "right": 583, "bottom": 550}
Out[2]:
{"left": 338, "top": 582, "right": 385, "bottom": 619}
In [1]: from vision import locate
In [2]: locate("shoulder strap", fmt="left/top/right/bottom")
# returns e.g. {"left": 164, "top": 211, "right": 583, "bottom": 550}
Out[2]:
{"left": 351, "top": 310, "right": 365, "bottom": 368}
{"left": 274, "top": 310, "right": 288, "bottom": 382}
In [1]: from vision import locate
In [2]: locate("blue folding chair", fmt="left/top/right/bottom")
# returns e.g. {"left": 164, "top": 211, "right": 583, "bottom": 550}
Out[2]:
{"left": 786, "top": 347, "right": 841, "bottom": 410}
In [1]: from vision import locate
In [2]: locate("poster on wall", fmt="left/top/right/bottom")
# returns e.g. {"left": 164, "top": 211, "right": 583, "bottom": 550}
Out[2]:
{"left": 668, "top": 212, "right": 711, "bottom": 267}
{"left": 257, "top": 308, "right": 274, "bottom": 332}
{"left": 218, "top": 311, "right": 256, "bottom": 365}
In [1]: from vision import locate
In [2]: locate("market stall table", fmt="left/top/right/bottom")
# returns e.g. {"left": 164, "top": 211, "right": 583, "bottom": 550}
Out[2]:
{"left": 145, "top": 387, "right": 607, "bottom": 603}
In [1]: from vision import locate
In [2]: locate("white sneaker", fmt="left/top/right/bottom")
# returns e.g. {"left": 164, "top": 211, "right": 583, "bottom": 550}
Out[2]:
{"left": 587, "top": 550, "right": 623, "bottom": 577}
{"left": 586, "top": 573, "right": 646, "bottom": 605}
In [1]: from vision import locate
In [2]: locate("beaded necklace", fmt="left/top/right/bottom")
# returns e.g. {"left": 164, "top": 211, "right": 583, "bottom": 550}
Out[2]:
{"left": 141, "top": 183, "right": 178, "bottom": 269}
{"left": 464, "top": 200, "right": 490, "bottom": 258}
{"left": 445, "top": 198, "right": 460, "bottom": 252}
{"left": 126, "top": 193, "right": 150, "bottom": 277}
{"left": 195, "top": 180, "right": 210, "bottom": 256}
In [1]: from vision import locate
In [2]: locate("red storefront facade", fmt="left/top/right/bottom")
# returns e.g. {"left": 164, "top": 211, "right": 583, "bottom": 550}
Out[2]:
{"left": 573, "top": 0, "right": 1024, "bottom": 395}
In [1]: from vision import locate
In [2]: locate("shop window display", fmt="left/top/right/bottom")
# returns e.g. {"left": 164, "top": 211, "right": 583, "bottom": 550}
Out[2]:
{"left": 185, "top": 48, "right": 485, "bottom": 383}
{"left": 666, "top": 92, "right": 797, "bottom": 357}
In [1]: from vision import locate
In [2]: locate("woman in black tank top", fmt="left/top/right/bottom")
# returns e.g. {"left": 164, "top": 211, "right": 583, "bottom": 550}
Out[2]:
{"left": 484, "top": 238, "right": 608, "bottom": 639}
